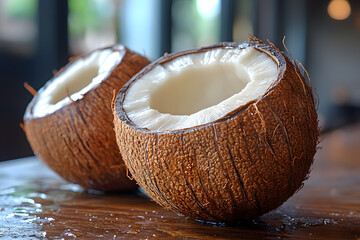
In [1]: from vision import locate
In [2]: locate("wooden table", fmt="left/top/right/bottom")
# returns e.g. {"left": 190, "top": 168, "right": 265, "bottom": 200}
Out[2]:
{"left": 1, "top": 124, "right": 360, "bottom": 239}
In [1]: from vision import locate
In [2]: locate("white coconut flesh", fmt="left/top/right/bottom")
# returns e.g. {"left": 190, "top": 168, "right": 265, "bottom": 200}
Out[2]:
{"left": 123, "top": 47, "right": 278, "bottom": 131}
{"left": 30, "top": 46, "right": 125, "bottom": 118}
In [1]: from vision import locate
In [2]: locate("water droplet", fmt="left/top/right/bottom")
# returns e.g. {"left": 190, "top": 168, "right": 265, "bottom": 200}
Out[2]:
{"left": 60, "top": 183, "right": 83, "bottom": 192}
{"left": 0, "top": 187, "right": 16, "bottom": 195}
{"left": 61, "top": 229, "right": 77, "bottom": 240}
{"left": 28, "top": 193, "right": 47, "bottom": 199}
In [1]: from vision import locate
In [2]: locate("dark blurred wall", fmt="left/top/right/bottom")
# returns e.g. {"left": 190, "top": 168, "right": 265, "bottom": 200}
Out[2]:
{"left": 0, "top": 0, "right": 68, "bottom": 161}
{"left": 307, "top": 0, "right": 360, "bottom": 130}
{"left": 0, "top": 51, "right": 34, "bottom": 161}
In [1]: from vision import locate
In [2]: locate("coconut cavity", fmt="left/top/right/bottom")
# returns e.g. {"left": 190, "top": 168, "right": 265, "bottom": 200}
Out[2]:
{"left": 31, "top": 46, "right": 125, "bottom": 118}
{"left": 123, "top": 47, "right": 278, "bottom": 131}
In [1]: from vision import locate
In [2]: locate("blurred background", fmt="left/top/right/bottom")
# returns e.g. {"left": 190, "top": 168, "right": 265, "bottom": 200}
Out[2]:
{"left": 0, "top": 0, "right": 359, "bottom": 161}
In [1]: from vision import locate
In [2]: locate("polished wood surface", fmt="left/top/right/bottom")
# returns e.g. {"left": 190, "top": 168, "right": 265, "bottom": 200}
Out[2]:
{"left": 1, "top": 124, "right": 360, "bottom": 239}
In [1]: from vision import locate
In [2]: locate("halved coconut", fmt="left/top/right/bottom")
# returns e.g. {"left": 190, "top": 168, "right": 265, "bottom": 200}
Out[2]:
{"left": 113, "top": 41, "right": 319, "bottom": 221}
{"left": 24, "top": 45, "right": 150, "bottom": 191}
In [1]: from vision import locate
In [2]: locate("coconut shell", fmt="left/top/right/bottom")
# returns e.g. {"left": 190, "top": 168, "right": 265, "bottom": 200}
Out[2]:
{"left": 113, "top": 41, "right": 319, "bottom": 221}
{"left": 24, "top": 45, "right": 150, "bottom": 191}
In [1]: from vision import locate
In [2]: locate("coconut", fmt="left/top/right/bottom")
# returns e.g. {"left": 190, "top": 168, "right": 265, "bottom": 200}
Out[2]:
{"left": 23, "top": 45, "right": 150, "bottom": 191}
{"left": 113, "top": 40, "right": 319, "bottom": 221}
